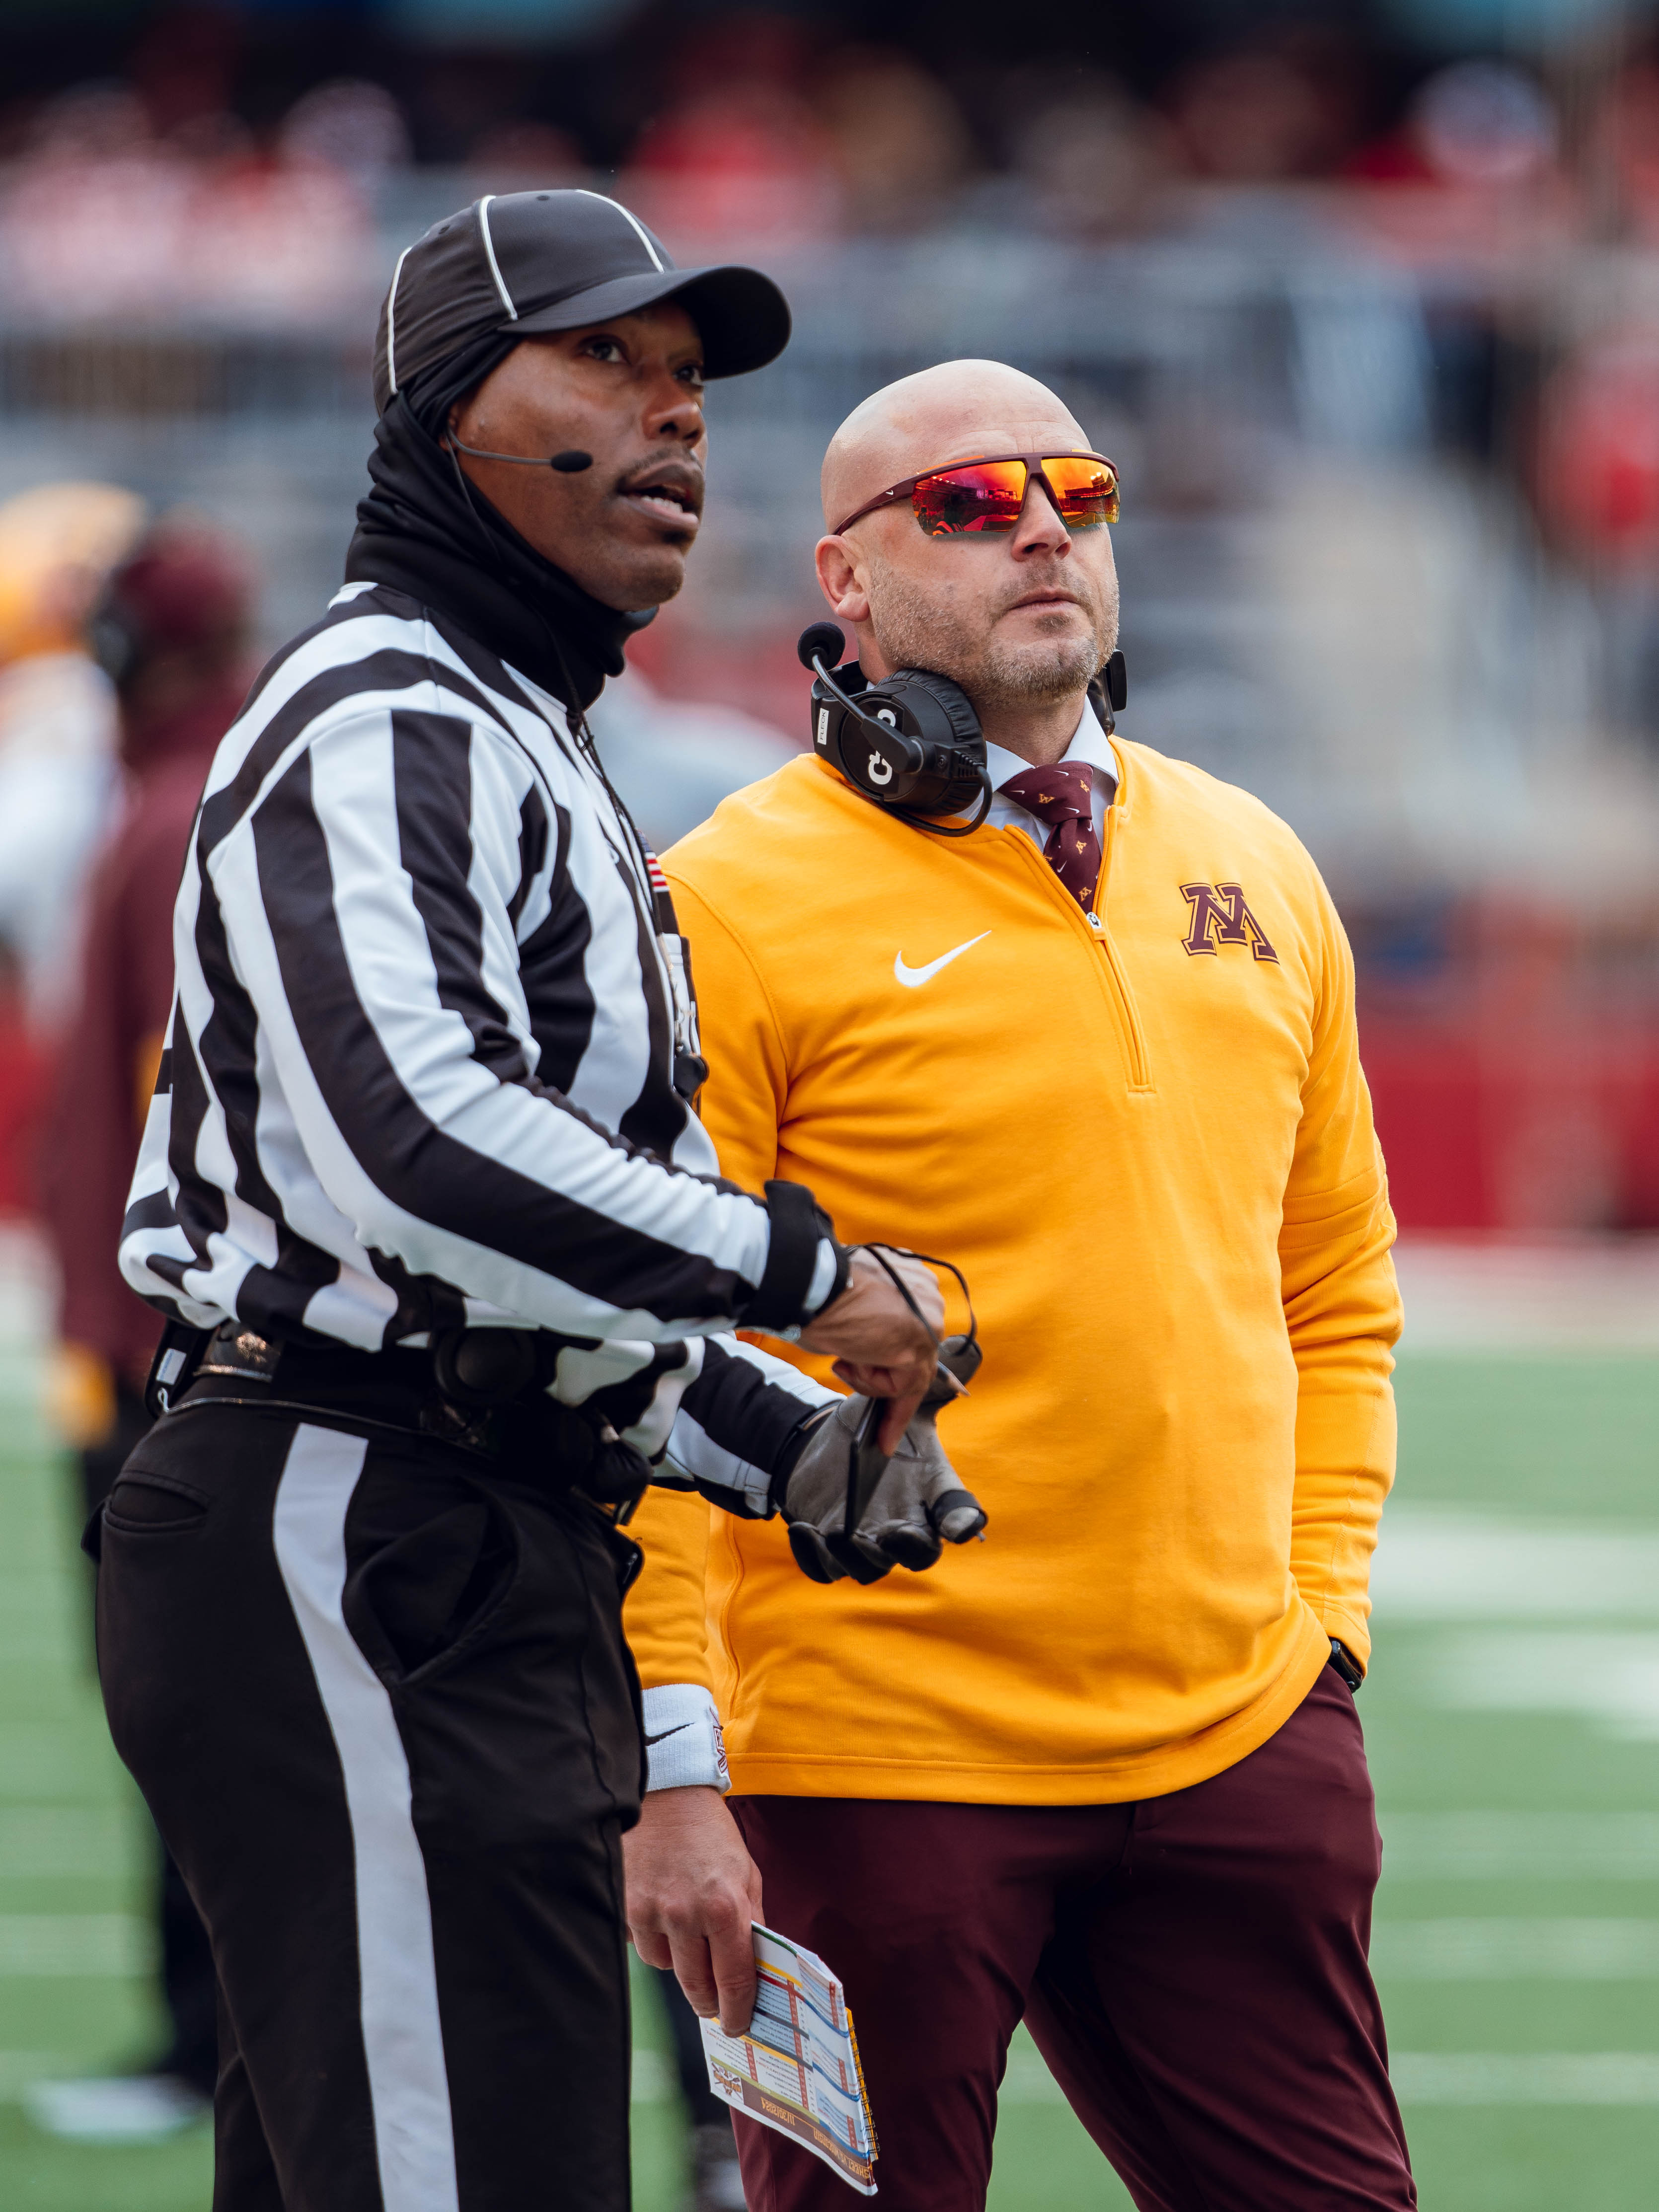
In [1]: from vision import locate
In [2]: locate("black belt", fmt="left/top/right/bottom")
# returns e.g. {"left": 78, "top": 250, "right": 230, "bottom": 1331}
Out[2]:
{"left": 150, "top": 1321, "right": 652, "bottom": 1510}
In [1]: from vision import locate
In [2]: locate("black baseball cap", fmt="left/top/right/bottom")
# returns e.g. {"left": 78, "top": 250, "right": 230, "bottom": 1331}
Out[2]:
{"left": 374, "top": 188, "right": 792, "bottom": 415}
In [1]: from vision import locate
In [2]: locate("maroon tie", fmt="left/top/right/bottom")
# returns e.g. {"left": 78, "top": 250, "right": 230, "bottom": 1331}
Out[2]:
{"left": 999, "top": 762, "right": 1101, "bottom": 910}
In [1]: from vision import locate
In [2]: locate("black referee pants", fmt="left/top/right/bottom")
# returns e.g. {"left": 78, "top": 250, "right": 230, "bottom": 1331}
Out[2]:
{"left": 90, "top": 1400, "right": 646, "bottom": 2212}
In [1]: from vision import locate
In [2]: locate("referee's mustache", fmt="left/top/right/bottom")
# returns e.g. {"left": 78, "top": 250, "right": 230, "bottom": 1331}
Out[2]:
{"left": 612, "top": 455, "right": 705, "bottom": 528}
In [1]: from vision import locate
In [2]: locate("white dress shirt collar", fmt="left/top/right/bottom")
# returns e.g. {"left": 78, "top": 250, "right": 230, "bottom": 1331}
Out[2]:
{"left": 981, "top": 700, "right": 1121, "bottom": 849}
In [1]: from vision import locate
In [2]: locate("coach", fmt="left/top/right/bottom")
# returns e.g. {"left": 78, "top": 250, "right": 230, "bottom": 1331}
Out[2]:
{"left": 93, "top": 193, "right": 947, "bottom": 2212}
{"left": 624, "top": 359, "right": 1414, "bottom": 2210}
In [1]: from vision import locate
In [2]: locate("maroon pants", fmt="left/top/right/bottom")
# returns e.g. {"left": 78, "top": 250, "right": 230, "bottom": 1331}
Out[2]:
{"left": 729, "top": 1669, "right": 1413, "bottom": 2212}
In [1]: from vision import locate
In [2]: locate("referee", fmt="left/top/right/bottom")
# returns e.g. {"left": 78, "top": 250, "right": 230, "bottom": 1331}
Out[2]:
{"left": 92, "top": 191, "right": 941, "bottom": 2212}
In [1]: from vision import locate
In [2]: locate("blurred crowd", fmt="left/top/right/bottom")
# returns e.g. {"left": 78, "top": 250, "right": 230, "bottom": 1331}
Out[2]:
{"left": 12, "top": 30, "right": 1659, "bottom": 246}
{"left": 12, "top": 17, "right": 1659, "bottom": 281}
{"left": 7, "top": 16, "right": 1659, "bottom": 577}
{"left": 7, "top": 1, "right": 1659, "bottom": 1233}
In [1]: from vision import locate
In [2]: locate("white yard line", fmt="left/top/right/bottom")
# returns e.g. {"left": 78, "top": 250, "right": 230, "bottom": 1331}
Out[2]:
{"left": 0, "top": 1806, "right": 127, "bottom": 1875}
{"left": 1369, "top": 1503, "right": 1659, "bottom": 1734}
{"left": 1373, "top": 1507, "right": 1659, "bottom": 1621}
{"left": 1416, "top": 1629, "right": 1659, "bottom": 1739}
{"left": 1388, "top": 2054, "right": 1659, "bottom": 2104}
{"left": 1380, "top": 1811, "right": 1659, "bottom": 1879}
{"left": 1372, "top": 1918, "right": 1659, "bottom": 1979}
{"left": 0, "top": 1914, "right": 151, "bottom": 1976}
{"left": 1000, "top": 2048, "right": 1659, "bottom": 2107}
{"left": 1394, "top": 1236, "right": 1659, "bottom": 1351}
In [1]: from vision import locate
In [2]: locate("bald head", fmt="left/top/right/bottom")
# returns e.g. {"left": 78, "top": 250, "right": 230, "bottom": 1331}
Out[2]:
{"left": 821, "top": 360, "right": 1088, "bottom": 531}
{"left": 813, "top": 358, "right": 1119, "bottom": 765}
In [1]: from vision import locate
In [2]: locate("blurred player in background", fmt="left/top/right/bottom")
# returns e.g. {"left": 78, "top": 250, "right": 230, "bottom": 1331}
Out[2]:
{"left": 43, "top": 516, "right": 257, "bottom": 1498}
{"left": 33, "top": 515, "right": 255, "bottom": 2143}
{"left": 0, "top": 482, "right": 146, "bottom": 1218}
{"left": 624, "top": 360, "right": 1415, "bottom": 2212}
{"left": 0, "top": 481, "right": 145, "bottom": 1020}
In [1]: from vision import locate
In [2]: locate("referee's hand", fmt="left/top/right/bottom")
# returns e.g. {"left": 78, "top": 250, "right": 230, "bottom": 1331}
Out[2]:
{"left": 622, "top": 1787, "right": 764, "bottom": 2036}
{"left": 799, "top": 1248, "right": 943, "bottom": 1452}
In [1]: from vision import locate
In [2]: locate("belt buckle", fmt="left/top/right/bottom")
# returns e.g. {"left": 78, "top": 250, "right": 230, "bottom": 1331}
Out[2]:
{"left": 197, "top": 1326, "right": 281, "bottom": 1382}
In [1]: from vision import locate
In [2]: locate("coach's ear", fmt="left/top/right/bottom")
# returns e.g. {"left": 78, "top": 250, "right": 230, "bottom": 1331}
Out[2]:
{"left": 815, "top": 534, "right": 871, "bottom": 629}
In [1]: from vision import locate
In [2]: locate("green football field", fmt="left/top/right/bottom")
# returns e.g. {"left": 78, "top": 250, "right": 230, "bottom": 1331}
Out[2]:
{"left": 1, "top": 1339, "right": 1657, "bottom": 2210}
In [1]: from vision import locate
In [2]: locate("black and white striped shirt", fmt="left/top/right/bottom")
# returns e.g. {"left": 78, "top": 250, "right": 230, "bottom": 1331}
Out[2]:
{"left": 119, "top": 581, "right": 834, "bottom": 1496}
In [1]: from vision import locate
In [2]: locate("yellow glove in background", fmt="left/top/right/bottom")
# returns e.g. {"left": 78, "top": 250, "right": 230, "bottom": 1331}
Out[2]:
{"left": 45, "top": 1341, "right": 117, "bottom": 1451}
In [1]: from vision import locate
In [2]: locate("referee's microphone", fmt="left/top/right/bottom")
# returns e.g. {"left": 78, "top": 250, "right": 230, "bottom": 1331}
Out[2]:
{"left": 448, "top": 434, "right": 593, "bottom": 472}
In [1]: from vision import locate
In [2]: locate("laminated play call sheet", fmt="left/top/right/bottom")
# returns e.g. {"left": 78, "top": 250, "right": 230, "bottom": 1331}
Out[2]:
{"left": 700, "top": 1925, "right": 878, "bottom": 2194}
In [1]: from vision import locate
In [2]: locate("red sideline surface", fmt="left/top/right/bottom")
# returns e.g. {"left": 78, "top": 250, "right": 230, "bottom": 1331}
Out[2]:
{"left": 0, "top": 994, "right": 49, "bottom": 1221}
{"left": 1362, "top": 1019, "right": 1659, "bottom": 1233}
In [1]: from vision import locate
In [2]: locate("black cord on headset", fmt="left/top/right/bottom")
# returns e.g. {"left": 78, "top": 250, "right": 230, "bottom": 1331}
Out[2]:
{"left": 850, "top": 1243, "right": 978, "bottom": 1360}
{"left": 895, "top": 789, "right": 993, "bottom": 840}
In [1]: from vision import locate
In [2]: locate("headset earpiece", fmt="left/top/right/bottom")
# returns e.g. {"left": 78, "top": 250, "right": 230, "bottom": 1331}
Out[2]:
{"left": 799, "top": 627, "right": 992, "bottom": 836}
{"left": 1088, "top": 650, "right": 1128, "bottom": 734}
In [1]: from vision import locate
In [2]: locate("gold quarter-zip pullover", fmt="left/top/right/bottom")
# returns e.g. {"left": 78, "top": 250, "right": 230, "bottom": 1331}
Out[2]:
{"left": 626, "top": 741, "right": 1401, "bottom": 1804}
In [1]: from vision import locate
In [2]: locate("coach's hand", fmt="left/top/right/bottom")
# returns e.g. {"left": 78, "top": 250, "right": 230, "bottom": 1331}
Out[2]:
{"left": 782, "top": 1366, "right": 986, "bottom": 1584}
{"left": 799, "top": 1248, "right": 942, "bottom": 1451}
{"left": 622, "top": 1786, "right": 763, "bottom": 2036}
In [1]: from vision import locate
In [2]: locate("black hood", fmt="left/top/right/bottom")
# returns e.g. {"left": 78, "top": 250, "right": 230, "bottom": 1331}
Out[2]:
{"left": 343, "top": 337, "right": 653, "bottom": 712}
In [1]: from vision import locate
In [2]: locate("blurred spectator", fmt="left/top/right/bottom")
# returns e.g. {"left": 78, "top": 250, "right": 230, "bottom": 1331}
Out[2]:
{"left": 0, "top": 73, "right": 391, "bottom": 325}
{"left": 30, "top": 513, "right": 256, "bottom": 2146}
{"left": 1351, "top": 59, "right": 1558, "bottom": 187}
{"left": 467, "top": 117, "right": 587, "bottom": 193}
{"left": 182, "top": 139, "right": 377, "bottom": 324}
{"left": 625, "top": 85, "right": 843, "bottom": 248}
{"left": 1534, "top": 325, "right": 1659, "bottom": 745}
{"left": 1415, "top": 60, "right": 1556, "bottom": 187}
{"left": 1537, "top": 329, "right": 1659, "bottom": 569}
{"left": 405, "top": 44, "right": 559, "bottom": 165}
{"left": 1585, "top": 61, "right": 1659, "bottom": 242}
{"left": 622, "top": 10, "right": 843, "bottom": 247}
{"left": 0, "top": 481, "right": 146, "bottom": 1024}
{"left": 1166, "top": 40, "right": 1359, "bottom": 182}
{"left": 279, "top": 77, "right": 412, "bottom": 187}
{"left": 1338, "top": 60, "right": 1572, "bottom": 276}
{"left": 2, "top": 86, "right": 199, "bottom": 316}
{"left": 814, "top": 48, "right": 972, "bottom": 234}
{"left": 1006, "top": 72, "right": 1175, "bottom": 240}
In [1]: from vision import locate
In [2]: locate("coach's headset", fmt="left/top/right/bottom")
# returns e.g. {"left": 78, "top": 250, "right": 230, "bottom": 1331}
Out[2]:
{"left": 798, "top": 621, "right": 1128, "bottom": 839}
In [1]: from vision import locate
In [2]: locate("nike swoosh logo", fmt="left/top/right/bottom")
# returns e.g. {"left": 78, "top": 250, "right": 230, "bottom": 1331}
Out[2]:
{"left": 894, "top": 932, "right": 991, "bottom": 989}
{"left": 643, "top": 1723, "right": 691, "bottom": 1747}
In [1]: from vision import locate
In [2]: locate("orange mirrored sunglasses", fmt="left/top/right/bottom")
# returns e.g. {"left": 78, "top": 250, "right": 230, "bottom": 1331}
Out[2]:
{"left": 833, "top": 451, "right": 1120, "bottom": 538}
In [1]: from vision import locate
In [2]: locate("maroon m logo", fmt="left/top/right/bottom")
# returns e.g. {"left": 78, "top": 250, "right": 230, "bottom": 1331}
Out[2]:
{"left": 1180, "top": 882, "right": 1279, "bottom": 963}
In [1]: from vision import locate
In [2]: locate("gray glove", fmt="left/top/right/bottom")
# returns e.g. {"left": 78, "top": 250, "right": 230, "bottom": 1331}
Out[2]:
{"left": 780, "top": 1359, "right": 987, "bottom": 1586}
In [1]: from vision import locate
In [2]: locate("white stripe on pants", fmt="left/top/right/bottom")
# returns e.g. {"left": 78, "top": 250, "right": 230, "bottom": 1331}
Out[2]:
{"left": 272, "top": 1422, "right": 460, "bottom": 2212}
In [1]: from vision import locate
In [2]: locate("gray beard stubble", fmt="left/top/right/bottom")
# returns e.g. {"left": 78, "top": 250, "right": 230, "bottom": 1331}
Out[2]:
{"left": 866, "top": 557, "right": 1112, "bottom": 715}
